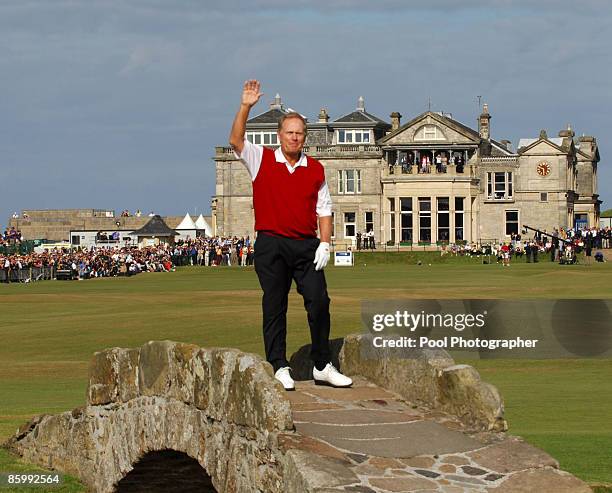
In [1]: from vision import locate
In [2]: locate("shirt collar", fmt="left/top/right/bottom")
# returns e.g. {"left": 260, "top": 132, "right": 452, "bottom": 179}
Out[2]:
{"left": 274, "top": 146, "right": 307, "bottom": 168}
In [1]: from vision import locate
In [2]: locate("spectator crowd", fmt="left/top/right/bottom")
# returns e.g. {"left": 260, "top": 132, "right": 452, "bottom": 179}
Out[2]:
{"left": 170, "top": 236, "right": 255, "bottom": 267}
{"left": 442, "top": 226, "right": 610, "bottom": 265}
{"left": 1, "top": 225, "right": 610, "bottom": 283}
{"left": 1, "top": 227, "right": 23, "bottom": 247}
{"left": 1, "top": 235, "right": 256, "bottom": 283}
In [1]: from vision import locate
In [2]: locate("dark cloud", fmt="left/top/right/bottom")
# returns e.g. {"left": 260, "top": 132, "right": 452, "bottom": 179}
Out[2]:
{"left": 1, "top": 1, "right": 611, "bottom": 222}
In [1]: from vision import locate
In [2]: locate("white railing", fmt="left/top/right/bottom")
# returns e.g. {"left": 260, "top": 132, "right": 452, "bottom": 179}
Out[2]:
{"left": 481, "top": 156, "right": 518, "bottom": 164}
{"left": 216, "top": 145, "right": 382, "bottom": 156}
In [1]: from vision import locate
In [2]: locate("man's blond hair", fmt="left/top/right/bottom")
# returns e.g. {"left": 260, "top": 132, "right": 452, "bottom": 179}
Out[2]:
{"left": 278, "top": 112, "right": 307, "bottom": 134}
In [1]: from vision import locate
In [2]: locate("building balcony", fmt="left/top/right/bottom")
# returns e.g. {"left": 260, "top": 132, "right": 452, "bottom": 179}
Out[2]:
{"left": 305, "top": 144, "right": 382, "bottom": 157}
{"left": 382, "top": 164, "right": 477, "bottom": 180}
{"left": 214, "top": 145, "right": 383, "bottom": 159}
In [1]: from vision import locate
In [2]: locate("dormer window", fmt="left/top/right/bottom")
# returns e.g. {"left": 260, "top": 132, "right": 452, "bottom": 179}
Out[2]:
{"left": 337, "top": 129, "right": 371, "bottom": 144}
{"left": 246, "top": 131, "right": 278, "bottom": 146}
{"left": 415, "top": 125, "right": 446, "bottom": 141}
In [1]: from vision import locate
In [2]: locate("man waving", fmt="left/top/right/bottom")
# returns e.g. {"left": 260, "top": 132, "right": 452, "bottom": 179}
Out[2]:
{"left": 229, "top": 80, "right": 352, "bottom": 391}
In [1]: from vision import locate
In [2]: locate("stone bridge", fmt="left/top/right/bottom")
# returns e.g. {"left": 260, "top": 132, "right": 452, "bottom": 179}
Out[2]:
{"left": 5, "top": 335, "right": 591, "bottom": 492}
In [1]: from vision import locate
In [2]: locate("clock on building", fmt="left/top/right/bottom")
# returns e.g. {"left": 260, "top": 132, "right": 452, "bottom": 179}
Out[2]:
{"left": 537, "top": 161, "right": 551, "bottom": 177}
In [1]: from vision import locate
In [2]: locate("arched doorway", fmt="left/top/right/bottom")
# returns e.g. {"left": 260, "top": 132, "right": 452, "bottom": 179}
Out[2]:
{"left": 114, "top": 449, "right": 217, "bottom": 492}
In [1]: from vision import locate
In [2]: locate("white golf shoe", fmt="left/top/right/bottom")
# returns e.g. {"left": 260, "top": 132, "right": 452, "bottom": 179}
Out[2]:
{"left": 313, "top": 363, "right": 353, "bottom": 388}
{"left": 274, "top": 367, "right": 295, "bottom": 391}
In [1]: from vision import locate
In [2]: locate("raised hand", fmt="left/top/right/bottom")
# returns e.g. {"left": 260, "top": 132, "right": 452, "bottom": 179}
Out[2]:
{"left": 242, "top": 79, "right": 263, "bottom": 108}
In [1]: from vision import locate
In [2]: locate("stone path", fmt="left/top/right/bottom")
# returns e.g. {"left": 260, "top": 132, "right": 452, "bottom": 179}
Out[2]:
{"left": 278, "top": 377, "right": 591, "bottom": 493}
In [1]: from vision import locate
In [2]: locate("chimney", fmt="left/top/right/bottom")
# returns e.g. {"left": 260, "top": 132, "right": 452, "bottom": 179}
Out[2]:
{"left": 501, "top": 139, "right": 512, "bottom": 151}
{"left": 539, "top": 129, "right": 548, "bottom": 140}
{"left": 270, "top": 93, "right": 283, "bottom": 110}
{"left": 357, "top": 96, "right": 365, "bottom": 112}
{"left": 390, "top": 112, "right": 402, "bottom": 131}
{"left": 318, "top": 108, "right": 329, "bottom": 123}
{"left": 559, "top": 123, "right": 575, "bottom": 138}
{"left": 478, "top": 103, "right": 491, "bottom": 140}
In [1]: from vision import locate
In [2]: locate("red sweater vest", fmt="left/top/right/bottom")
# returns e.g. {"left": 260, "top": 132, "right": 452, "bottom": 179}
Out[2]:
{"left": 253, "top": 147, "right": 325, "bottom": 239}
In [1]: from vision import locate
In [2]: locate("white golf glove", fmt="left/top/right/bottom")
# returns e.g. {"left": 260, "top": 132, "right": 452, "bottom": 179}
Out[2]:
{"left": 313, "top": 242, "right": 330, "bottom": 271}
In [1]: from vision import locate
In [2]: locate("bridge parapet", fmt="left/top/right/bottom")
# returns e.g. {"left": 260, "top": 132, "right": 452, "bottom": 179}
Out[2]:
{"left": 87, "top": 341, "right": 293, "bottom": 432}
{"left": 5, "top": 338, "right": 591, "bottom": 493}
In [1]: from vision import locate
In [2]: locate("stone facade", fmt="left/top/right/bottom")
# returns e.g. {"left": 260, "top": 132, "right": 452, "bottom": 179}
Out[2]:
{"left": 213, "top": 98, "right": 601, "bottom": 247}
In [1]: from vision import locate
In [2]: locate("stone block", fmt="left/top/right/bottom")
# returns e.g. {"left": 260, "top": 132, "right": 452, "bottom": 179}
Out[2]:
{"left": 437, "top": 364, "right": 507, "bottom": 432}
{"left": 192, "top": 348, "right": 212, "bottom": 410}
{"left": 339, "top": 333, "right": 452, "bottom": 407}
{"left": 278, "top": 433, "right": 348, "bottom": 461}
{"left": 468, "top": 437, "right": 559, "bottom": 473}
{"left": 369, "top": 476, "right": 438, "bottom": 491}
{"left": 226, "top": 352, "right": 293, "bottom": 432}
{"left": 486, "top": 468, "right": 591, "bottom": 492}
{"left": 282, "top": 449, "right": 358, "bottom": 493}
{"left": 87, "top": 350, "right": 116, "bottom": 405}
{"left": 117, "top": 348, "right": 140, "bottom": 403}
{"left": 138, "top": 341, "right": 198, "bottom": 403}
{"left": 193, "top": 348, "right": 292, "bottom": 432}
{"left": 88, "top": 347, "right": 140, "bottom": 405}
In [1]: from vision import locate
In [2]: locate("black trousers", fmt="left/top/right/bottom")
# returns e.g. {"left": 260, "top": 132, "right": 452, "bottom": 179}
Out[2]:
{"left": 254, "top": 232, "right": 331, "bottom": 372}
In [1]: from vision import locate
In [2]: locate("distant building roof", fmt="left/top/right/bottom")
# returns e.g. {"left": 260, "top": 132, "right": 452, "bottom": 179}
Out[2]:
{"left": 246, "top": 93, "right": 307, "bottom": 126}
{"left": 379, "top": 111, "right": 481, "bottom": 145}
{"left": 518, "top": 137, "right": 564, "bottom": 149}
{"left": 130, "top": 215, "right": 177, "bottom": 237}
{"left": 332, "top": 96, "right": 389, "bottom": 126}
{"left": 247, "top": 108, "right": 289, "bottom": 125}
{"left": 333, "top": 110, "right": 388, "bottom": 125}
{"left": 437, "top": 113, "right": 481, "bottom": 141}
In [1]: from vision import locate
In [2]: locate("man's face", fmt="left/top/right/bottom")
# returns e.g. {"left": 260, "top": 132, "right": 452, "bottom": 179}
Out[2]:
{"left": 278, "top": 118, "right": 306, "bottom": 156}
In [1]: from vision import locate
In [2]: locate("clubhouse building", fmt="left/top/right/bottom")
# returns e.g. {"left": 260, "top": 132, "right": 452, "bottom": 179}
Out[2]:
{"left": 212, "top": 95, "right": 600, "bottom": 246}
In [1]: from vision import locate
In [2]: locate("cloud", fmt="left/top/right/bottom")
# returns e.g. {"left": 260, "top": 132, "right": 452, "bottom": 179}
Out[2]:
{"left": 119, "top": 42, "right": 185, "bottom": 75}
{"left": 0, "top": 0, "right": 611, "bottom": 222}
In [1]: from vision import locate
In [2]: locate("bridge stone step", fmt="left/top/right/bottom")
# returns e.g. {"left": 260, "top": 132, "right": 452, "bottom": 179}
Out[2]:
{"left": 281, "top": 378, "right": 590, "bottom": 493}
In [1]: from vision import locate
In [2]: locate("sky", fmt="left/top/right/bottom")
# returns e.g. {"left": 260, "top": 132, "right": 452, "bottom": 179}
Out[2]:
{"left": 1, "top": 0, "right": 611, "bottom": 226}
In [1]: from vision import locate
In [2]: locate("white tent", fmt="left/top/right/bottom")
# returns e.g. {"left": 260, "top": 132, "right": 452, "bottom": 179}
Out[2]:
{"left": 195, "top": 214, "right": 213, "bottom": 237}
{"left": 176, "top": 213, "right": 197, "bottom": 240}
{"left": 176, "top": 213, "right": 196, "bottom": 230}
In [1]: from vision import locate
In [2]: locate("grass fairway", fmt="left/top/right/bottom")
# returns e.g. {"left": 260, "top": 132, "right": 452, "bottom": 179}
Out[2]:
{"left": 1, "top": 257, "right": 611, "bottom": 489}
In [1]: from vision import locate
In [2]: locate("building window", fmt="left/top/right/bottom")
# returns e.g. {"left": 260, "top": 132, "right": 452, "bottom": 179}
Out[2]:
{"left": 344, "top": 212, "right": 356, "bottom": 238}
{"left": 505, "top": 210, "right": 519, "bottom": 236}
{"left": 365, "top": 211, "right": 374, "bottom": 234}
{"left": 418, "top": 197, "right": 431, "bottom": 243}
{"left": 455, "top": 197, "right": 464, "bottom": 242}
{"left": 487, "top": 172, "right": 513, "bottom": 200}
{"left": 389, "top": 198, "right": 396, "bottom": 244}
{"left": 540, "top": 192, "right": 548, "bottom": 202}
{"left": 337, "top": 129, "right": 371, "bottom": 144}
{"left": 414, "top": 125, "right": 446, "bottom": 141}
{"left": 246, "top": 131, "right": 278, "bottom": 145}
{"left": 331, "top": 212, "right": 335, "bottom": 239}
{"left": 337, "top": 170, "right": 362, "bottom": 194}
{"left": 437, "top": 197, "right": 450, "bottom": 242}
{"left": 400, "top": 198, "right": 413, "bottom": 243}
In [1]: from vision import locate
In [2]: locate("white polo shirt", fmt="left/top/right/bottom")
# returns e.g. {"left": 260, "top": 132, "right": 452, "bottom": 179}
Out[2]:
{"left": 236, "top": 139, "right": 333, "bottom": 217}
